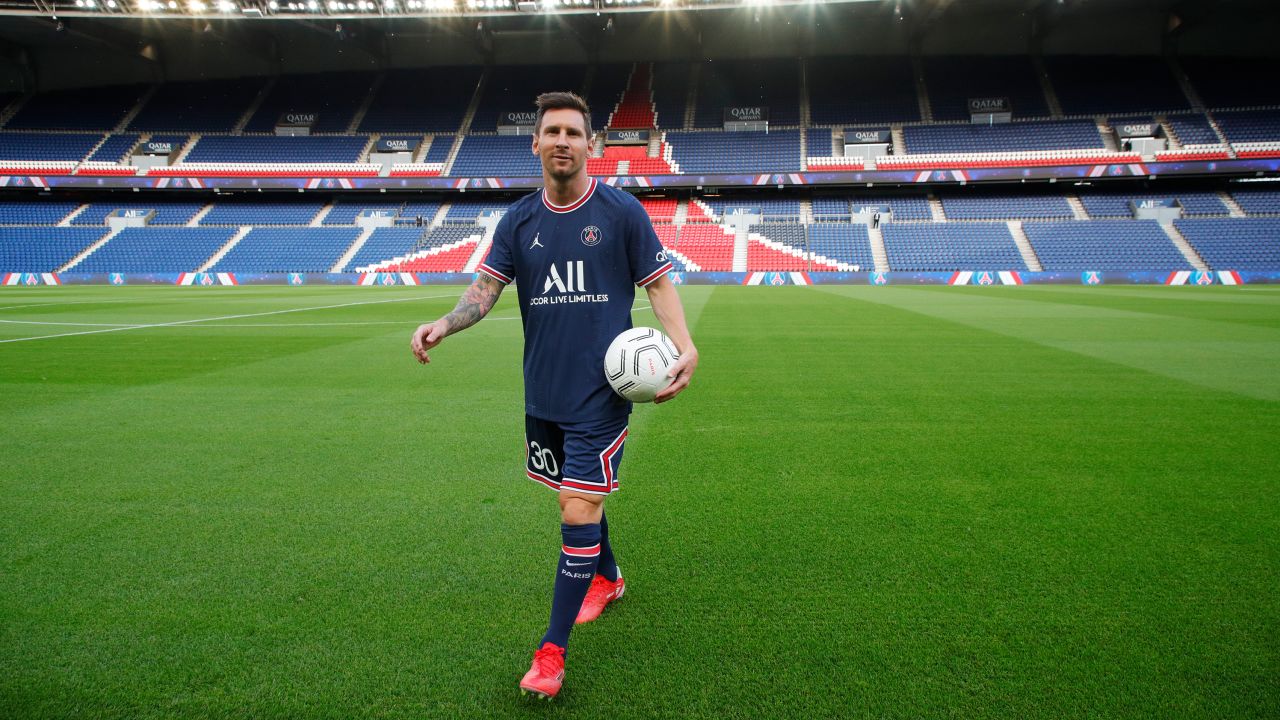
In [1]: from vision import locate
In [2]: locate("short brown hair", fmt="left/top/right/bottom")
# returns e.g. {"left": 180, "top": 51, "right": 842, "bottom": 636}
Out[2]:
{"left": 534, "top": 91, "right": 592, "bottom": 139}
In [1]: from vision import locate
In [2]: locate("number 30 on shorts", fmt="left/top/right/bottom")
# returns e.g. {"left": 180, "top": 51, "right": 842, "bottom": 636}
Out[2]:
{"left": 526, "top": 440, "right": 560, "bottom": 478}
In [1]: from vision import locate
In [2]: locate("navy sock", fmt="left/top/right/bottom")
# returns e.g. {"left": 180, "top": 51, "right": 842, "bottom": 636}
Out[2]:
{"left": 541, "top": 522, "right": 601, "bottom": 650}
{"left": 597, "top": 511, "right": 619, "bottom": 583}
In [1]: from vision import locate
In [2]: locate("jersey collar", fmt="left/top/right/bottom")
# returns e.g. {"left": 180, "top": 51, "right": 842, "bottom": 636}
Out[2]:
{"left": 542, "top": 177, "right": 597, "bottom": 214}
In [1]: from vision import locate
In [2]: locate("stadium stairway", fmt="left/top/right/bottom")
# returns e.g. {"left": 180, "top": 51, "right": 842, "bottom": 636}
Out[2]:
{"left": 186, "top": 203, "right": 215, "bottom": 227}
{"left": 57, "top": 228, "right": 117, "bottom": 272}
{"left": 1007, "top": 221, "right": 1045, "bottom": 271}
{"left": 1066, "top": 195, "right": 1091, "bottom": 220}
{"left": 1159, "top": 222, "right": 1210, "bottom": 271}
{"left": 1032, "top": 54, "right": 1064, "bottom": 118}
{"left": 197, "top": 227, "right": 252, "bottom": 272}
{"left": 331, "top": 227, "right": 376, "bottom": 272}
{"left": 928, "top": 195, "right": 946, "bottom": 222}
{"left": 1219, "top": 191, "right": 1247, "bottom": 218}
{"left": 234, "top": 78, "right": 276, "bottom": 135}
{"left": 867, "top": 225, "right": 890, "bottom": 272}
{"left": 57, "top": 204, "right": 91, "bottom": 227}
{"left": 310, "top": 204, "right": 334, "bottom": 227}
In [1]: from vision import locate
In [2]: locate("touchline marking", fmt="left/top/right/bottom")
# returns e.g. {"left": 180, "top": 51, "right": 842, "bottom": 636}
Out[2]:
{"left": 0, "top": 294, "right": 454, "bottom": 344}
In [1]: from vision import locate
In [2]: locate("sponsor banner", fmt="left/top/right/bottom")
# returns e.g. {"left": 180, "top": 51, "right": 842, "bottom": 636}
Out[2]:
{"left": 288, "top": 273, "right": 306, "bottom": 285}
{"left": 914, "top": 170, "right": 971, "bottom": 183}
{"left": 110, "top": 272, "right": 127, "bottom": 285}
{"left": 967, "top": 97, "right": 1011, "bottom": 114}
{"left": 0, "top": 176, "right": 49, "bottom": 188}
{"left": 139, "top": 141, "right": 174, "bottom": 156}
{"left": 150, "top": 178, "right": 206, "bottom": 189}
{"left": 175, "top": 272, "right": 237, "bottom": 286}
{"left": 1, "top": 273, "right": 59, "bottom": 285}
{"left": 376, "top": 137, "right": 422, "bottom": 154}
{"left": 844, "top": 128, "right": 892, "bottom": 144}
{"left": 1165, "top": 270, "right": 1215, "bottom": 286}
{"left": 1133, "top": 198, "right": 1178, "bottom": 209}
{"left": 1116, "top": 120, "right": 1160, "bottom": 138}
{"left": 606, "top": 130, "right": 650, "bottom": 145}
{"left": 358, "top": 273, "right": 418, "bottom": 286}
{"left": 1218, "top": 270, "right": 1243, "bottom": 286}
{"left": 753, "top": 173, "right": 805, "bottom": 186}
{"left": 603, "top": 176, "right": 652, "bottom": 188}
{"left": 948, "top": 270, "right": 1018, "bottom": 286}
{"left": 1082, "top": 271, "right": 1103, "bottom": 285}
{"left": 723, "top": 107, "right": 768, "bottom": 123}
{"left": 743, "top": 272, "right": 812, "bottom": 286}
{"left": 306, "top": 178, "right": 355, "bottom": 190}
{"left": 277, "top": 112, "right": 319, "bottom": 128}
{"left": 498, "top": 110, "right": 537, "bottom": 129}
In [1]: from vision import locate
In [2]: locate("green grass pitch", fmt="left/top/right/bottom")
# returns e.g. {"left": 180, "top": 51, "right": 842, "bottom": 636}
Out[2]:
{"left": 1, "top": 284, "right": 1277, "bottom": 719}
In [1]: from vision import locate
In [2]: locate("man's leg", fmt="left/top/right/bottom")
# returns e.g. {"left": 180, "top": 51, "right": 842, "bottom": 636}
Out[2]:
{"left": 596, "top": 510, "right": 618, "bottom": 582}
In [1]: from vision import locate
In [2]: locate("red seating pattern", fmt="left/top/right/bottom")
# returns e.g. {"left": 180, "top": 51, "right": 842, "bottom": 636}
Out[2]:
{"left": 607, "top": 63, "right": 657, "bottom": 129}
{"left": 675, "top": 224, "right": 735, "bottom": 271}
{"left": 747, "top": 239, "right": 841, "bottom": 272}
{"left": 640, "top": 197, "right": 677, "bottom": 222}
{"left": 379, "top": 240, "right": 478, "bottom": 272}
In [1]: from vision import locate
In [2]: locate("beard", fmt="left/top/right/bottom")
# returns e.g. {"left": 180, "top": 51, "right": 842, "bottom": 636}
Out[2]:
{"left": 544, "top": 152, "right": 582, "bottom": 180}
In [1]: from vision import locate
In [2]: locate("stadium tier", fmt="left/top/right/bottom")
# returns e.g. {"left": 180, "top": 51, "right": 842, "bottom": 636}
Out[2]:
{"left": 470, "top": 65, "right": 589, "bottom": 132}
{"left": 5, "top": 85, "right": 147, "bottom": 131}
{"left": 882, "top": 222, "right": 1027, "bottom": 271}
{"left": 129, "top": 79, "right": 265, "bottom": 133}
{"left": 1077, "top": 191, "right": 1228, "bottom": 218}
{"left": 808, "top": 223, "right": 876, "bottom": 269}
{"left": 693, "top": 59, "right": 800, "bottom": 128}
{"left": 938, "top": 194, "right": 1073, "bottom": 221}
{"left": 1180, "top": 56, "right": 1280, "bottom": 110}
{"left": 1046, "top": 56, "right": 1190, "bottom": 116}
{"left": 1173, "top": 218, "right": 1280, "bottom": 271}
{"left": 200, "top": 201, "right": 325, "bottom": 226}
{"left": 651, "top": 62, "right": 691, "bottom": 130}
{"left": 1215, "top": 110, "right": 1280, "bottom": 146}
{"left": 924, "top": 56, "right": 1050, "bottom": 121}
{"left": 450, "top": 136, "right": 543, "bottom": 177}
{"left": 588, "top": 64, "right": 634, "bottom": 132}
{"left": 1230, "top": 190, "right": 1280, "bottom": 216}
{"left": 1022, "top": 220, "right": 1190, "bottom": 271}
{"left": 243, "top": 73, "right": 374, "bottom": 134}
{"left": 87, "top": 134, "right": 141, "bottom": 163}
{"left": 368, "top": 225, "right": 483, "bottom": 272}
{"left": 358, "top": 67, "right": 483, "bottom": 133}
{"left": 322, "top": 201, "right": 406, "bottom": 226}
{"left": 0, "top": 133, "right": 105, "bottom": 162}
{"left": 902, "top": 121, "right": 1103, "bottom": 155}
{"left": 807, "top": 57, "right": 919, "bottom": 125}
{"left": 73, "top": 227, "right": 237, "bottom": 273}
{"left": 0, "top": 227, "right": 107, "bottom": 272}
{"left": 1166, "top": 114, "right": 1220, "bottom": 147}
{"left": 209, "top": 227, "right": 359, "bottom": 273}
{"left": 0, "top": 200, "right": 80, "bottom": 225}
{"left": 182, "top": 136, "right": 369, "bottom": 164}
{"left": 665, "top": 130, "right": 801, "bottom": 174}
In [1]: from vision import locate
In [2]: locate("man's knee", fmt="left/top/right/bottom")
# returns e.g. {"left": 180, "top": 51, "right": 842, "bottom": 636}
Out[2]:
{"left": 559, "top": 491, "right": 605, "bottom": 525}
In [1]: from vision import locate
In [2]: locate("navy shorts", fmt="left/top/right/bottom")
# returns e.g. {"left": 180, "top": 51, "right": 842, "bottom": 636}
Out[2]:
{"left": 525, "top": 414, "right": 629, "bottom": 496}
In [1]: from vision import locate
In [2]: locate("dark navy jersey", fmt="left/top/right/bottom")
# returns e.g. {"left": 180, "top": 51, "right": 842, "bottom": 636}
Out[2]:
{"left": 479, "top": 178, "right": 673, "bottom": 423}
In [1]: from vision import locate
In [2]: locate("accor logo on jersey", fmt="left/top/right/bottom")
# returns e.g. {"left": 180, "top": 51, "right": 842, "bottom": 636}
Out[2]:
{"left": 531, "top": 261, "right": 609, "bottom": 306}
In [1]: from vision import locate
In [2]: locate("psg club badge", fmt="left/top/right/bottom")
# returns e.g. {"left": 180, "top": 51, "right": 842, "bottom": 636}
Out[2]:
{"left": 581, "top": 226, "right": 602, "bottom": 247}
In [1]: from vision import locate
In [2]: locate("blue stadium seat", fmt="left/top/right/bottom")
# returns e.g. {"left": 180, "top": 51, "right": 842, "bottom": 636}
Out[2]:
{"left": 0, "top": 200, "right": 80, "bottom": 225}
{"left": 808, "top": 223, "right": 876, "bottom": 268}
{"left": 939, "top": 195, "right": 1073, "bottom": 221}
{"left": 882, "top": 222, "right": 1026, "bottom": 271}
{"left": 0, "top": 227, "right": 107, "bottom": 272}
{"left": 1174, "top": 218, "right": 1280, "bottom": 270}
{"left": 1023, "top": 220, "right": 1189, "bottom": 271}
{"left": 903, "top": 121, "right": 1103, "bottom": 154}
{"left": 665, "top": 130, "right": 801, "bottom": 173}
{"left": 201, "top": 202, "right": 325, "bottom": 226}
{"left": 183, "top": 136, "right": 369, "bottom": 164}
{"left": 210, "top": 227, "right": 360, "bottom": 272}
{"left": 75, "top": 227, "right": 236, "bottom": 272}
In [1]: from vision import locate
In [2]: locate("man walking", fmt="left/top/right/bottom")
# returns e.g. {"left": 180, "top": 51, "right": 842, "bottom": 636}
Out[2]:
{"left": 410, "top": 91, "right": 698, "bottom": 700}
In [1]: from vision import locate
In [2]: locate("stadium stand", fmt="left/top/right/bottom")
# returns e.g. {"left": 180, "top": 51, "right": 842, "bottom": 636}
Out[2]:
{"left": 71, "top": 202, "right": 205, "bottom": 226}
{"left": 358, "top": 67, "right": 483, "bottom": 133}
{"left": 674, "top": 224, "right": 735, "bottom": 271}
{"left": 0, "top": 133, "right": 103, "bottom": 161}
{"left": 450, "top": 135, "right": 543, "bottom": 177}
{"left": 444, "top": 199, "right": 510, "bottom": 223}
{"left": 74, "top": 227, "right": 236, "bottom": 272}
{"left": 344, "top": 227, "right": 427, "bottom": 270}
{"left": 606, "top": 63, "right": 658, "bottom": 130}
{"left": 1180, "top": 57, "right": 1280, "bottom": 109}
{"left": 1230, "top": 189, "right": 1280, "bottom": 216}
{"left": 182, "top": 135, "right": 369, "bottom": 164}
{"left": 129, "top": 78, "right": 264, "bottom": 132}
{"left": 808, "top": 57, "right": 919, "bottom": 125}
{"left": 923, "top": 56, "right": 1050, "bottom": 121}
{"left": 693, "top": 59, "right": 800, "bottom": 128}
{"left": 87, "top": 134, "right": 141, "bottom": 162}
{"left": 243, "top": 73, "right": 374, "bottom": 134}
{"left": 366, "top": 225, "right": 482, "bottom": 272}
{"left": 0, "top": 200, "right": 80, "bottom": 225}
{"left": 882, "top": 223, "right": 1027, "bottom": 271}
{"left": 0, "top": 227, "right": 107, "bottom": 271}
{"left": 1046, "top": 56, "right": 1190, "bottom": 115}
{"left": 1166, "top": 114, "right": 1221, "bottom": 147}
{"left": 470, "top": 65, "right": 589, "bottom": 132}
{"left": 652, "top": 62, "right": 691, "bottom": 130}
{"left": 588, "top": 64, "right": 634, "bottom": 132}
{"left": 847, "top": 195, "right": 932, "bottom": 222}
{"left": 1077, "top": 191, "right": 1227, "bottom": 218}
{"left": 808, "top": 223, "right": 876, "bottom": 269}
{"left": 399, "top": 201, "right": 445, "bottom": 225}
{"left": 210, "top": 227, "right": 359, "bottom": 272}
{"left": 902, "top": 120, "right": 1103, "bottom": 154}
{"left": 200, "top": 201, "right": 325, "bottom": 226}
{"left": 938, "top": 194, "right": 1074, "bottom": 221}
{"left": 1214, "top": 110, "right": 1280, "bottom": 146}
{"left": 5, "top": 85, "right": 146, "bottom": 131}
{"left": 638, "top": 197, "right": 677, "bottom": 223}
{"left": 665, "top": 130, "right": 801, "bottom": 174}
{"left": 1174, "top": 218, "right": 1280, "bottom": 270}
{"left": 1023, "top": 220, "right": 1190, "bottom": 271}
{"left": 702, "top": 198, "right": 802, "bottom": 222}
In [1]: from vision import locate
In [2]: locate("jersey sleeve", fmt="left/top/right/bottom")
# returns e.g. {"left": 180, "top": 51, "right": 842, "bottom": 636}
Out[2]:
{"left": 626, "top": 199, "right": 674, "bottom": 287}
{"left": 477, "top": 213, "right": 515, "bottom": 285}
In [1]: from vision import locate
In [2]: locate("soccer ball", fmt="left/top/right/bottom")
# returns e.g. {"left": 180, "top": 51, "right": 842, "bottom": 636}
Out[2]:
{"left": 604, "top": 327, "right": 680, "bottom": 403}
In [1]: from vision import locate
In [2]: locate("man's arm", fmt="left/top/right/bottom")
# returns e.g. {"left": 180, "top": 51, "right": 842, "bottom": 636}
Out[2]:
{"left": 644, "top": 274, "right": 698, "bottom": 403}
{"left": 410, "top": 273, "right": 505, "bottom": 364}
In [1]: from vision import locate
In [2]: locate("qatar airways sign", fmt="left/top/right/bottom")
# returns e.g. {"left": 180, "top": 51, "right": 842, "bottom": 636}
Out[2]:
{"left": 1116, "top": 121, "right": 1161, "bottom": 139}
{"left": 141, "top": 141, "right": 173, "bottom": 155}
{"left": 606, "top": 130, "right": 650, "bottom": 145}
{"left": 376, "top": 137, "right": 422, "bottom": 153}
{"left": 277, "top": 112, "right": 319, "bottom": 128}
{"left": 967, "top": 97, "right": 1011, "bottom": 114}
{"left": 723, "top": 106, "right": 768, "bottom": 123}
{"left": 844, "top": 129, "right": 892, "bottom": 144}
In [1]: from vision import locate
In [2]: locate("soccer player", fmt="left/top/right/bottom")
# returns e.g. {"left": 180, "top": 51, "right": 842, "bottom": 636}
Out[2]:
{"left": 409, "top": 91, "right": 698, "bottom": 700}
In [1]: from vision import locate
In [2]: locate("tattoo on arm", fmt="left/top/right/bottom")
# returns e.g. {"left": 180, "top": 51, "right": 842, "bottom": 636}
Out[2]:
{"left": 442, "top": 274, "right": 503, "bottom": 335}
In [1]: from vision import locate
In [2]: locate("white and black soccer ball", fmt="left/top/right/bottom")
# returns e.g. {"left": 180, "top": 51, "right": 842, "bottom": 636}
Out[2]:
{"left": 604, "top": 327, "right": 680, "bottom": 403}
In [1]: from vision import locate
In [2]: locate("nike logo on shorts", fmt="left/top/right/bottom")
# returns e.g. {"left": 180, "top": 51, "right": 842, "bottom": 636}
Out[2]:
{"left": 566, "top": 560, "right": 592, "bottom": 567}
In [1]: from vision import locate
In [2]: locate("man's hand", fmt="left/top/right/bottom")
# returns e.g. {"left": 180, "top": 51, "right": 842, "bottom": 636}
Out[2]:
{"left": 410, "top": 319, "right": 449, "bottom": 364}
{"left": 655, "top": 345, "right": 698, "bottom": 403}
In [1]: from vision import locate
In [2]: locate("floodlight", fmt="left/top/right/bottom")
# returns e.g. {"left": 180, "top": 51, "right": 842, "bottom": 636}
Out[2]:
{"left": 189, "top": 0, "right": 206, "bottom": 10}
{"left": 107, "top": 0, "right": 117, "bottom": 6}
{"left": 218, "top": 0, "right": 235, "bottom": 10}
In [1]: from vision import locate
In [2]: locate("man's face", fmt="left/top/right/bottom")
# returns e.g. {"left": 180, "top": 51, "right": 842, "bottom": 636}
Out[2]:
{"left": 533, "top": 107, "right": 592, "bottom": 181}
